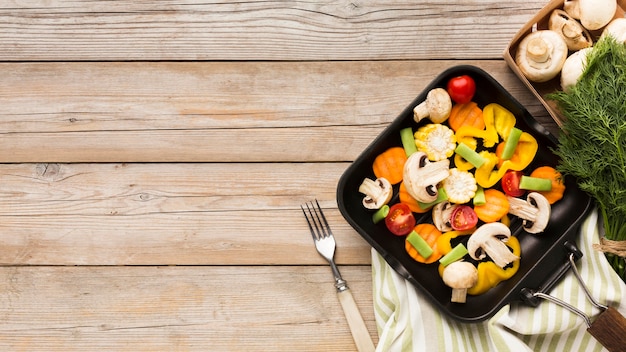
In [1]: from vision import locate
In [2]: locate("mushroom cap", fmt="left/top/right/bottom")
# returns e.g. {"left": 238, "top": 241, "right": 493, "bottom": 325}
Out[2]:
{"left": 578, "top": 0, "right": 617, "bottom": 31}
{"left": 561, "top": 47, "right": 591, "bottom": 92}
{"left": 413, "top": 88, "right": 451, "bottom": 123}
{"left": 602, "top": 18, "right": 626, "bottom": 43}
{"left": 549, "top": 9, "right": 593, "bottom": 51}
{"left": 523, "top": 192, "right": 551, "bottom": 234}
{"left": 358, "top": 177, "right": 393, "bottom": 209}
{"left": 403, "top": 151, "right": 450, "bottom": 203}
{"left": 516, "top": 30, "right": 568, "bottom": 83}
{"left": 432, "top": 201, "right": 456, "bottom": 232}
{"left": 442, "top": 261, "right": 478, "bottom": 289}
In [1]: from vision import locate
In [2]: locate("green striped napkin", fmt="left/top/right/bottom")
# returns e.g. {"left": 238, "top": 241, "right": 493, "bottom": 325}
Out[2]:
{"left": 372, "top": 209, "right": 626, "bottom": 351}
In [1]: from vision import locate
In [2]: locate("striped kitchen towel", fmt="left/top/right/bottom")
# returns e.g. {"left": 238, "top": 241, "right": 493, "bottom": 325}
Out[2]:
{"left": 372, "top": 208, "right": 626, "bottom": 351}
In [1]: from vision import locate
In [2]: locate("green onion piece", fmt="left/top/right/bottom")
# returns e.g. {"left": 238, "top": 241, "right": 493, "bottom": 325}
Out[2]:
{"left": 439, "top": 244, "right": 469, "bottom": 266}
{"left": 418, "top": 187, "right": 448, "bottom": 209}
{"left": 454, "top": 142, "right": 486, "bottom": 168}
{"left": 400, "top": 127, "right": 418, "bottom": 157}
{"left": 406, "top": 230, "right": 433, "bottom": 258}
{"left": 519, "top": 176, "right": 552, "bottom": 191}
{"left": 501, "top": 127, "right": 523, "bottom": 160}
{"left": 473, "top": 186, "right": 486, "bottom": 206}
{"left": 372, "top": 205, "right": 389, "bottom": 224}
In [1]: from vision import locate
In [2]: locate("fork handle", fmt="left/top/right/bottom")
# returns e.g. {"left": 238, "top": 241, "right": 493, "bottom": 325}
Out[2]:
{"left": 337, "top": 288, "right": 376, "bottom": 352}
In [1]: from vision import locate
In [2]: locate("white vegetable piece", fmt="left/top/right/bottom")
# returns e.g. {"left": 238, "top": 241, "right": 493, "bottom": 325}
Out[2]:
{"left": 602, "top": 18, "right": 626, "bottom": 43}
{"left": 432, "top": 201, "right": 457, "bottom": 232}
{"left": 515, "top": 30, "right": 568, "bottom": 83}
{"left": 442, "top": 261, "right": 478, "bottom": 303}
{"left": 413, "top": 88, "right": 452, "bottom": 124}
{"left": 561, "top": 47, "right": 592, "bottom": 92}
{"left": 358, "top": 177, "right": 393, "bottom": 210}
{"left": 549, "top": 9, "right": 593, "bottom": 51}
{"left": 403, "top": 151, "right": 450, "bottom": 204}
{"left": 467, "top": 222, "right": 520, "bottom": 268}
{"left": 578, "top": 0, "right": 617, "bottom": 31}
{"left": 506, "top": 192, "right": 551, "bottom": 234}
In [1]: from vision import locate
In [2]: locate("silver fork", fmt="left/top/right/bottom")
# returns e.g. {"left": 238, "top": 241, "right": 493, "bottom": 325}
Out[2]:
{"left": 302, "top": 200, "right": 375, "bottom": 352}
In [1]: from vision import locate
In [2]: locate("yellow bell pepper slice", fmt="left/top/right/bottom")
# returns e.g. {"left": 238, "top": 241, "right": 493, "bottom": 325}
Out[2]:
{"left": 467, "top": 236, "right": 521, "bottom": 296}
{"left": 455, "top": 103, "right": 516, "bottom": 149}
{"left": 474, "top": 132, "right": 538, "bottom": 188}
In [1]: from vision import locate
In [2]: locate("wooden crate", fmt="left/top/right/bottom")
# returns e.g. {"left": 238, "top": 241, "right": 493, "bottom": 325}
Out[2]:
{"left": 504, "top": 0, "right": 626, "bottom": 127}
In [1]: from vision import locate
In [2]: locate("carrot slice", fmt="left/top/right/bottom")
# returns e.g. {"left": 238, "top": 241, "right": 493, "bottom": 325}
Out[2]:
{"left": 399, "top": 182, "right": 431, "bottom": 213}
{"left": 372, "top": 147, "right": 407, "bottom": 185}
{"left": 473, "top": 189, "right": 510, "bottom": 223}
{"left": 530, "top": 166, "right": 566, "bottom": 204}
{"left": 405, "top": 223, "right": 443, "bottom": 264}
{"left": 448, "top": 101, "right": 485, "bottom": 132}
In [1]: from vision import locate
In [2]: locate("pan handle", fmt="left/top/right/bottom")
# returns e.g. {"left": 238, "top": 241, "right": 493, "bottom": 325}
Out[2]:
{"left": 519, "top": 242, "right": 626, "bottom": 352}
{"left": 520, "top": 241, "right": 582, "bottom": 307}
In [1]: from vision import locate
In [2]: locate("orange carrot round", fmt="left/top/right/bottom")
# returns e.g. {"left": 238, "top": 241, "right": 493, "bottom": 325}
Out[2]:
{"left": 448, "top": 102, "right": 485, "bottom": 132}
{"left": 530, "top": 166, "right": 566, "bottom": 204}
{"left": 372, "top": 147, "right": 407, "bottom": 185}
{"left": 399, "top": 182, "right": 431, "bottom": 213}
{"left": 405, "top": 223, "right": 443, "bottom": 264}
{"left": 473, "top": 189, "right": 510, "bottom": 223}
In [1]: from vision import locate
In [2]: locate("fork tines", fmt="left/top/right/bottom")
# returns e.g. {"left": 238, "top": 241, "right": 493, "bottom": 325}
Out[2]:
{"left": 301, "top": 199, "right": 333, "bottom": 241}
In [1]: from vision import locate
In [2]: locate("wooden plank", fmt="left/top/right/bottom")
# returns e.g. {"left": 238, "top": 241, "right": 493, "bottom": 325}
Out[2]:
{"left": 0, "top": 0, "right": 547, "bottom": 61}
{"left": 0, "top": 60, "right": 558, "bottom": 163}
{"left": 0, "top": 162, "right": 373, "bottom": 266}
{"left": 0, "top": 265, "right": 377, "bottom": 351}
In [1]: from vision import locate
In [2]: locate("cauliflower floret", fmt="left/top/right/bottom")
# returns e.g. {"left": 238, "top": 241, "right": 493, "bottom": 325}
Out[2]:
{"left": 442, "top": 168, "right": 477, "bottom": 204}
{"left": 414, "top": 123, "right": 456, "bottom": 161}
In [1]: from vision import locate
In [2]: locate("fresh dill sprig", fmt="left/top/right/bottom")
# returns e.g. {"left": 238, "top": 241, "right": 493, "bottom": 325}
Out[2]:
{"left": 548, "top": 36, "right": 626, "bottom": 280}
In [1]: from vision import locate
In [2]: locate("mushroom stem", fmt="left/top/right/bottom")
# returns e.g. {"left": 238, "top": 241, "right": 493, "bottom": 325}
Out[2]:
{"left": 482, "top": 239, "right": 520, "bottom": 268}
{"left": 451, "top": 288, "right": 468, "bottom": 303}
{"left": 526, "top": 37, "right": 551, "bottom": 65}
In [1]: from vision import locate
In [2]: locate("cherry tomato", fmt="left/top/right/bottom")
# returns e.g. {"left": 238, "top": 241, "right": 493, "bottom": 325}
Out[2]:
{"left": 447, "top": 75, "right": 476, "bottom": 104}
{"left": 450, "top": 205, "right": 478, "bottom": 231}
{"left": 501, "top": 170, "right": 525, "bottom": 197}
{"left": 385, "top": 203, "right": 416, "bottom": 236}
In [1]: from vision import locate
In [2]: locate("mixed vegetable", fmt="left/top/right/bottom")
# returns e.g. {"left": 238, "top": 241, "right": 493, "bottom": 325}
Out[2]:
{"left": 358, "top": 74, "right": 567, "bottom": 303}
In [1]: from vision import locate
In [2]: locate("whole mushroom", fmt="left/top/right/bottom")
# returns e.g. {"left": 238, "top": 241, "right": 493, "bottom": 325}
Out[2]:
{"left": 561, "top": 47, "right": 592, "bottom": 92}
{"left": 413, "top": 88, "right": 452, "bottom": 124}
{"left": 515, "top": 30, "right": 568, "bottom": 83}
{"left": 549, "top": 9, "right": 593, "bottom": 51}
{"left": 601, "top": 18, "right": 626, "bottom": 43}
{"left": 506, "top": 192, "right": 551, "bottom": 234}
{"left": 467, "top": 222, "right": 520, "bottom": 268}
{"left": 442, "top": 261, "right": 478, "bottom": 303}
{"left": 358, "top": 177, "right": 393, "bottom": 209}
{"left": 578, "top": 0, "right": 617, "bottom": 31}
{"left": 403, "top": 151, "right": 450, "bottom": 203}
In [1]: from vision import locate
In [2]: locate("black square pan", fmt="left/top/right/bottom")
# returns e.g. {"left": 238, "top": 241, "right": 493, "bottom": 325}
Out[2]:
{"left": 336, "top": 65, "right": 593, "bottom": 322}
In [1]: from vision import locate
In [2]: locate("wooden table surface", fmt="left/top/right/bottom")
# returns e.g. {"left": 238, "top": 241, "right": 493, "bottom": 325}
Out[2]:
{"left": 0, "top": 1, "right": 563, "bottom": 350}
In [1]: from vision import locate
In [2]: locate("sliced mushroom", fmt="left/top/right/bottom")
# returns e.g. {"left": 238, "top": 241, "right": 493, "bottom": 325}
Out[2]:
{"left": 413, "top": 88, "right": 452, "bottom": 124}
{"left": 578, "top": 0, "right": 617, "bottom": 31}
{"left": 601, "top": 18, "right": 626, "bottom": 43}
{"left": 358, "top": 177, "right": 393, "bottom": 209}
{"left": 403, "top": 151, "right": 450, "bottom": 204}
{"left": 549, "top": 9, "right": 593, "bottom": 51}
{"left": 432, "top": 201, "right": 457, "bottom": 232}
{"left": 467, "top": 222, "right": 520, "bottom": 268}
{"left": 516, "top": 30, "right": 568, "bottom": 83}
{"left": 506, "top": 192, "right": 551, "bottom": 234}
{"left": 561, "top": 47, "right": 591, "bottom": 92}
{"left": 442, "top": 261, "right": 478, "bottom": 303}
